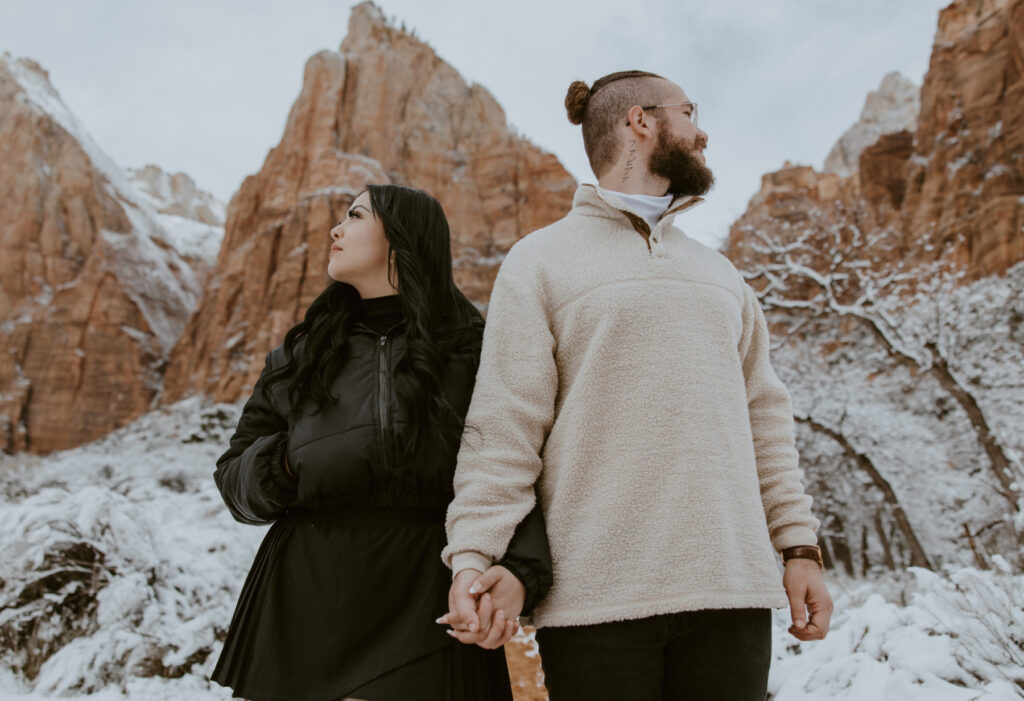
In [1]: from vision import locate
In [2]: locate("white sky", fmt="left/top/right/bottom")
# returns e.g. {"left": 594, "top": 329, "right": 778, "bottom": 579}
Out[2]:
{"left": 1, "top": 0, "right": 950, "bottom": 248}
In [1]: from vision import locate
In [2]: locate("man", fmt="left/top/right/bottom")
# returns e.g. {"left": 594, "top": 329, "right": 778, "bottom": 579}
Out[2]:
{"left": 441, "top": 70, "right": 832, "bottom": 700}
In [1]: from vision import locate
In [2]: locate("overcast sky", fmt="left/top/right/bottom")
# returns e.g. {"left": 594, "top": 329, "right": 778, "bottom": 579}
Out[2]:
{"left": 2, "top": 0, "right": 950, "bottom": 247}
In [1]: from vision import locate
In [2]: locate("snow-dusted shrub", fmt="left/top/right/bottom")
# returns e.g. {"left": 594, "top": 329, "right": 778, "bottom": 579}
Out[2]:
{"left": 0, "top": 400, "right": 257, "bottom": 696}
{"left": 0, "top": 529, "right": 107, "bottom": 681}
{"left": 771, "top": 567, "right": 1024, "bottom": 700}
{"left": 910, "top": 563, "right": 1024, "bottom": 688}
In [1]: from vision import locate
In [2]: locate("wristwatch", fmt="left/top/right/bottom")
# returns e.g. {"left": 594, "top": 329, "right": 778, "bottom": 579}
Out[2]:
{"left": 781, "top": 545, "right": 823, "bottom": 570}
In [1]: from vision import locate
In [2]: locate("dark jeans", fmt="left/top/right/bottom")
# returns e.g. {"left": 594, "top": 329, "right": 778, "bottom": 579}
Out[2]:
{"left": 535, "top": 608, "right": 771, "bottom": 701}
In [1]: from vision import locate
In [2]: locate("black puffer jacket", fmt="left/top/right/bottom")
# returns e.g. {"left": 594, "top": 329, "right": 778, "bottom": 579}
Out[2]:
{"left": 213, "top": 311, "right": 552, "bottom": 613}
{"left": 212, "top": 303, "right": 552, "bottom": 699}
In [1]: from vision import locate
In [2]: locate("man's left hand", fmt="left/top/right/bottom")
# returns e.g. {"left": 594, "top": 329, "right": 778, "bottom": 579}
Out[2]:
{"left": 783, "top": 559, "right": 833, "bottom": 641}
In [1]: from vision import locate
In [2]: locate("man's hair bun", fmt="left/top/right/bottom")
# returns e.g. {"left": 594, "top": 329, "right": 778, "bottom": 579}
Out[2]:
{"left": 564, "top": 80, "right": 591, "bottom": 125}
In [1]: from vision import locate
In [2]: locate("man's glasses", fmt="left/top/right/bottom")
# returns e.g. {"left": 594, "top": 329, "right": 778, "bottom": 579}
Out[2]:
{"left": 625, "top": 102, "right": 698, "bottom": 127}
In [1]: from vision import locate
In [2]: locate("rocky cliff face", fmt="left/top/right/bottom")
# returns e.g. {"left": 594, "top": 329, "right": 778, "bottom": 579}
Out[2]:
{"left": 162, "top": 1, "right": 577, "bottom": 404}
{"left": 127, "top": 165, "right": 225, "bottom": 226}
{"left": 2, "top": 0, "right": 576, "bottom": 451}
{"left": 902, "top": 0, "right": 1024, "bottom": 278}
{"left": 824, "top": 72, "right": 920, "bottom": 178}
{"left": 729, "top": 0, "right": 1024, "bottom": 282}
{"left": 125, "top": 164, "right": 224, "bottom": 289}
{"left": 723, "top": 0, "right": 1024, "bottom": 574}
{"left": 0, "top": 55, "right": 221, "bottom": 454}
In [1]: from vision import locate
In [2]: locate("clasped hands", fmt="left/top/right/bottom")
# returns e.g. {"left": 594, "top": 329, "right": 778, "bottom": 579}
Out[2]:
{"left": 436, "top": 565, "right": 525, "bottom": 649}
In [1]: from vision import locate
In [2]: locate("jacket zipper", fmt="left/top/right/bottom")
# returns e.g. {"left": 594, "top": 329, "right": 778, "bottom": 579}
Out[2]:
{"left": 616, "top": 195, "right": 705, "bottom": 255}
{"left": 618, "top": 210, "right": 652, "bottom": 251}
{"left": 377, "top": 334, "right": 392, "bottom": 469}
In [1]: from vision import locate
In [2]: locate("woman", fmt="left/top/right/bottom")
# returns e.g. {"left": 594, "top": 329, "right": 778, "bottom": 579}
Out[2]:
{"left": 210, "top": 184, "right": 552, "bottom": 701}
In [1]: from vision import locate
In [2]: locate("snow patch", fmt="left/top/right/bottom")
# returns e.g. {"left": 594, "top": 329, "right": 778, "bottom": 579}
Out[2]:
{"left": 824, "top": 72, "right": 920, "bottom": 177}
{"left": 151, "top": 213, "right": 223, "bottom": 265}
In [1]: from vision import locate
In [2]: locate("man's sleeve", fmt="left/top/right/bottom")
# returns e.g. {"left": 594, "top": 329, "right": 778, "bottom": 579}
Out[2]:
{"left": 442, "top": 249, "right": 558, "bottom": 574}
{"left": 738, "top": 282, "right": 820, "bottom": 550}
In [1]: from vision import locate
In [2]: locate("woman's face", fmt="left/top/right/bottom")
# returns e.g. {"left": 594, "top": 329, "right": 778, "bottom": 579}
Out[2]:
{"left": 327, "top": 191, "right": 396, "bottom": 297}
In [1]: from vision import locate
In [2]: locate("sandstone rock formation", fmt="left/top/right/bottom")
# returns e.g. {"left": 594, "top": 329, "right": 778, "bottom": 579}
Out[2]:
{"left": 0, "top": 54, "right": 220, "bottom": 454}
{"left": 127, "top": 165, "right": 225, "bottom": 226}
{"left": 727, "top": 0, "right": 1024, "bottom": 283}
{"left": 902, "top": 0, "right": 1024, "bottom": 278}
{"left": 162, "top": 1, "right": 577, "bottom": 404}
{"left": 126, "top": 164, "right": 224, "bottom": 287}
{"left": 824, "top": 72, "right": 920, "bottom": 178}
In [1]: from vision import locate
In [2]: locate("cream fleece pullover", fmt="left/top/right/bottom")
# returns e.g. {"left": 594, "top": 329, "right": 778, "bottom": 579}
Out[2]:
{"left": 443, "top": 184, "right": 819, "bottom": 628}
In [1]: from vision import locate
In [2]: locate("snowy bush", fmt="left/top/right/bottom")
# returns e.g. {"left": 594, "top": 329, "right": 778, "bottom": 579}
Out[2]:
{"left": 0, "top": 400, "right": 256, "bottom": 697}
{"left": 771, "top": 568, "right": 1024, "bottom": 700}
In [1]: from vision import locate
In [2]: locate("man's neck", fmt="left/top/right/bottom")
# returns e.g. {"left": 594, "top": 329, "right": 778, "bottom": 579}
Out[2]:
{"left": 597, "top": 170, "right": 670, "bottom": 197}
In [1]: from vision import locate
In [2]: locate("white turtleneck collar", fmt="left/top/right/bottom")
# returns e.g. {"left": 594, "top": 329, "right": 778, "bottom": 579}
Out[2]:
{"left": 597, "top": 187, "right": 674, "bottom": 230}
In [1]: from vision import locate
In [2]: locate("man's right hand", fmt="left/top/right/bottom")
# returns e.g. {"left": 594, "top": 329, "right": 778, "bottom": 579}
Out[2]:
{"left": 443, "top": 568, "right": 485, "bottom": 635}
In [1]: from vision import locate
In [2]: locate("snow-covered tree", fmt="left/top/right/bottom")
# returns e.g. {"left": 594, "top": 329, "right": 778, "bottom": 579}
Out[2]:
{"left": 733, "top": 220, "right": 1024, "bottom": 574}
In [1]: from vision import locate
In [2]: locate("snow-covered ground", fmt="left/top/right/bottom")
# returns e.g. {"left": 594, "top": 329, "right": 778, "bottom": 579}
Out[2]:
{"left": 769, "top": 570, "right": 1024, "bottom": 699}
{"left": 1, "top": 399, "right": 1021, "bottom": 699}
{"left": 0, "top": 399, "right": 249, "bottom": 700}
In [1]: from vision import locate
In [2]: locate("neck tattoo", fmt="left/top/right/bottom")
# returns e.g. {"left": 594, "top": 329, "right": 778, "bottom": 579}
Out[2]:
{"left": 621, "top": 138, "right": 637, "bottom": 183}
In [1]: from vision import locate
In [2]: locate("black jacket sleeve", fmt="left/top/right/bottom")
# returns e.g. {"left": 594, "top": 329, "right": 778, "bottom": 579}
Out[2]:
{"left": 497, "top": 495, "right": 553, "bottom": 617}
{"left": 213, "top": 350, "right": 298, "bottom": 525}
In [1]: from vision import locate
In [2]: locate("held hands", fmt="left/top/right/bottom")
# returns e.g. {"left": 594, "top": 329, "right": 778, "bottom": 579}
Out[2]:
{"left": 783, "top": 559, "right": 833, "bottom": 641}
{"left": 437, "top": 565, "right": 525, "bottom": 649}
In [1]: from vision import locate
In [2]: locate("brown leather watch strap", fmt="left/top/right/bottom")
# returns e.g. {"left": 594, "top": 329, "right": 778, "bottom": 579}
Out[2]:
{"left": 781, "top": 545, "right": 823, "bottom": 570}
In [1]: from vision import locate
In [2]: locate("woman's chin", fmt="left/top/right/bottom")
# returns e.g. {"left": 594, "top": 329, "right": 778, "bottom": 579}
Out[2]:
{"left": 326, "top": 265, "right": 345, "bottom": 283}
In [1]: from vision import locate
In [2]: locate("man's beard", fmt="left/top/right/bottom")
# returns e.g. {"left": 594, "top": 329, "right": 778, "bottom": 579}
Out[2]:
{"left": 648, "top": 128, "right": 714, "bottom": 197}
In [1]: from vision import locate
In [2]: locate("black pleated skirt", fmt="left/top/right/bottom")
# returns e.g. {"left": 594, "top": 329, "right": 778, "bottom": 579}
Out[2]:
{"left": 211, "top": 507, "right": 513, "bottom": 701}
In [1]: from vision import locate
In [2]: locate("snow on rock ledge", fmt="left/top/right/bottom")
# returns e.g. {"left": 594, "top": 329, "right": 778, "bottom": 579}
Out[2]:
{"left": 823, "top": 72, "right": 920, "bottom": 178}
{"left": 127, "top": 165, "right": 226, "bottom": 228}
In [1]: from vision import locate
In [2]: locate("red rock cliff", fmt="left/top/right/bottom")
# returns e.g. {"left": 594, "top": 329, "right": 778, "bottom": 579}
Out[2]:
{"left": 726, "top": 0, "right": 1024, "bottom": 283}
{"left": 162, "top": 1, "right": 577, "bottom": 404}
{"left": 0, "top": 55, "right": 211, "bottom": 454}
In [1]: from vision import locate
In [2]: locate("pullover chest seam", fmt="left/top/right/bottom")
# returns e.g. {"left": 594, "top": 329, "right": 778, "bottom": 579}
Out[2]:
{"left": 549, "top": 276, "right": 744, "bottom": 317}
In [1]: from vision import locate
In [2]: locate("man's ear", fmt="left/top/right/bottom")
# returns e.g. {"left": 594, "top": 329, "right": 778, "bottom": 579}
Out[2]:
{"left": 625, "top": 105, "right": 644, "bottom": 128}
{"left": 625, "top": 105, "right": 653, "bottom": 138}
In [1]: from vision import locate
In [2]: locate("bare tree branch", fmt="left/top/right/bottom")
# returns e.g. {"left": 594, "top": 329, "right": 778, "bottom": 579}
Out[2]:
{"left": 743, "top": 226, "right": 1022, "bottom": 514}
{"left": 796, "top": 414, "right": 933, "bottom": 570}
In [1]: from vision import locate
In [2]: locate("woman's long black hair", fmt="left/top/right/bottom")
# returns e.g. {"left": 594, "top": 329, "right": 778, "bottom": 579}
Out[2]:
{"left": 262, "top": 184, "right": 483, "bottom": 460}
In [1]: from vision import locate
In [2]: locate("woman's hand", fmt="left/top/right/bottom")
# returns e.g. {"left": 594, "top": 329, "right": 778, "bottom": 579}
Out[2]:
{"left": 438, "top": 565, "right": 523, "bottom": 648}
{"left": 442, "top": 568, "right": 485, "bottom": 637}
